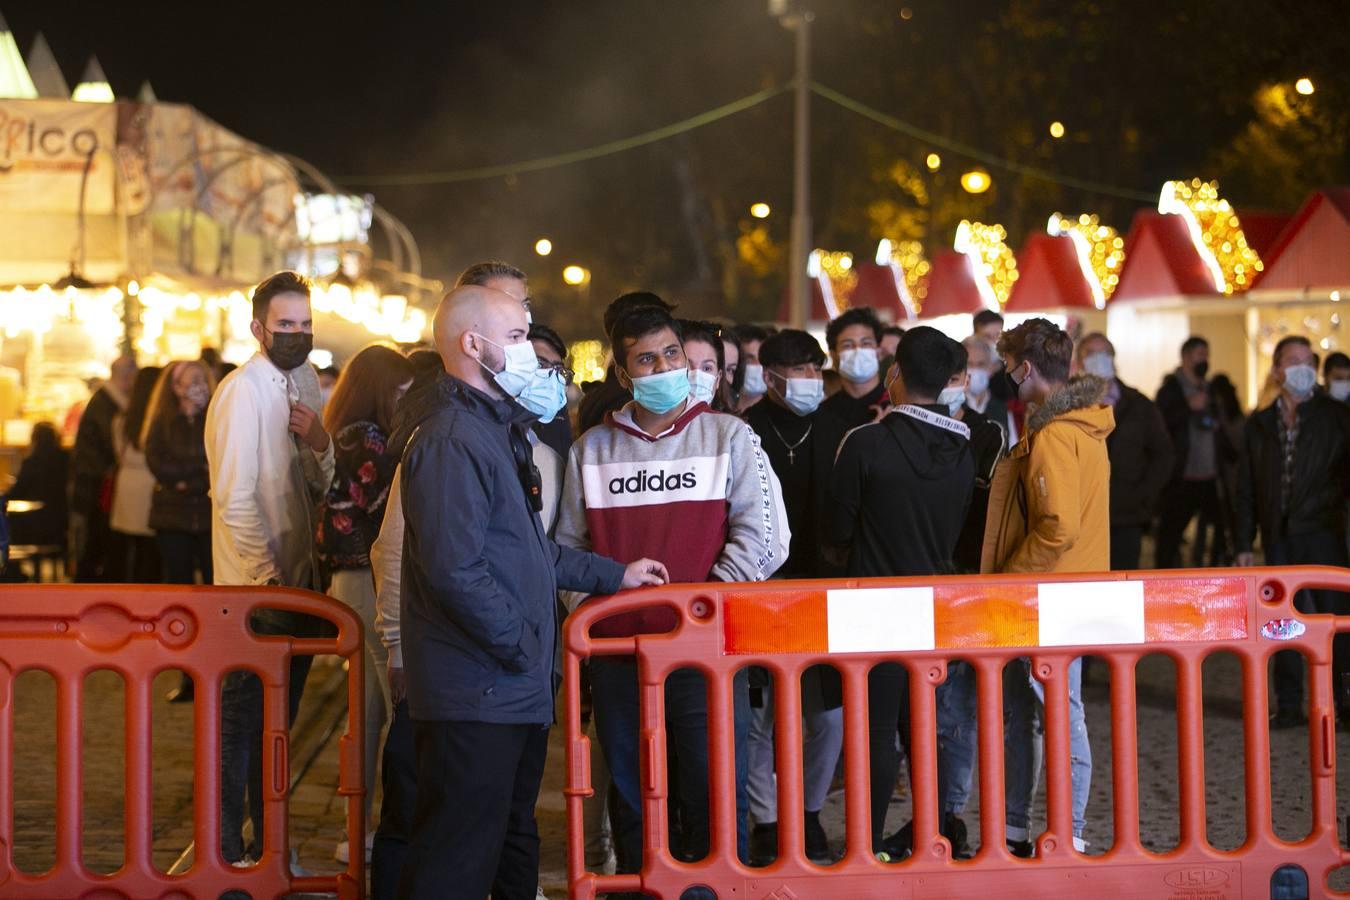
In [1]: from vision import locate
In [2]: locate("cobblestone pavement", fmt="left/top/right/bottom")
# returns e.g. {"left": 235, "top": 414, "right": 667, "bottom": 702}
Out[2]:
{"left": 11, "top": 649, "right": 1350, "bottom": 897}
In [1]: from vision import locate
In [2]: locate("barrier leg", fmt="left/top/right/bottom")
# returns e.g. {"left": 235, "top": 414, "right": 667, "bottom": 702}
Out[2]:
{"left": 1038, "top": 655, "right": 1074, "bottom": 856}
{"left": 909, "top": 659, "right": 941, "bottom": 860}
{"left": 1109, "top": 653, "right": 1142, "bottom": 856}
{"left": 974, "top": 657, "right": 1009, "bottom": 859}
{"left": 1176, "top": 653, "right": 1207, "bottom": 851}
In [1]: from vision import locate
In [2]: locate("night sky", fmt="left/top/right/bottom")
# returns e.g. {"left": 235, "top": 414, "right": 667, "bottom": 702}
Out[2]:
{"left": 6, "top": 0, "right": 1347, "bottom": 335}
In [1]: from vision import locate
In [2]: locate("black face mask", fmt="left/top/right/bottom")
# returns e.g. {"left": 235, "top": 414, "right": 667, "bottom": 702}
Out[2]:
{"left": 1001, "top": 362, "right": 1025, "bottom": 399}
{"left": 1193, "top": 360, "right": 1210, "bottom": 380}
{"left": 263, "top": 328, "right": 314, "bottom": 371}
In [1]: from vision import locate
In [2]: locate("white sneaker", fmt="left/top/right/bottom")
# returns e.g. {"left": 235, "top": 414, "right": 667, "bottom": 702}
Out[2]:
{"left": 536, "top": 888, "right": 548, "bottom": 900}
{"left": 334, "top": 832, "right": 375, "bottom": 864}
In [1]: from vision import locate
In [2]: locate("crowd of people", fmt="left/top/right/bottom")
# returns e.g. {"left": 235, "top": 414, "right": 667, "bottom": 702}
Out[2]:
{"left": 0, "top": 260, "right": 1347, "bottom": 900}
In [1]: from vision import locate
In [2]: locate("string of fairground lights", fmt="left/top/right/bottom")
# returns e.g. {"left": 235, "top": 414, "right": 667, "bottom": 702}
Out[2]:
{"left": 339, "top": 80, "right": 1156, "bottom": 203}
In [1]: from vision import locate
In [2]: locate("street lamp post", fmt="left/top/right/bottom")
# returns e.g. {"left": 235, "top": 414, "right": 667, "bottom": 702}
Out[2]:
{"left": 772, "top": 0, "right": 812, "bottom": 330}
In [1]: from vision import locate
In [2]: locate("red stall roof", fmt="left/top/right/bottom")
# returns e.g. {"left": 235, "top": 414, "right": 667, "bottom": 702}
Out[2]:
{"left": 1253, "top": 188, "right": 1350, "bottom": 292}
{"left": 1111, "top": 210, "right": 1220, "bottom": 301}
{"left": 850, "top": 261, "right": 917, "bottom": 321}
{"left": 775, "top": 273, "right": 834, "bottom": 324}
{"left": 1006, "top": 232, "right": 1099, "bottom": 312}
{"left": 1236, "top": 210, "right": 1294, "bottom": 260}
{"left": 919, "top": 251, "right": 991, "bottom": 318}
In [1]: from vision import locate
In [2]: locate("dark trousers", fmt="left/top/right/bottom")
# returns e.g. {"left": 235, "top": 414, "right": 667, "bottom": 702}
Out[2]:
{"left": 589, "top": 658, "right": 750, "bottom": 875}
{"left": 219, "top": 611, "right": 319, "bottom": 862}
{"left": 1270, "top": 530, "right": 1350, "bottom": 715}
{"left": 395, "top": 719, "right": 550, "bottom": 900}
{"left": 371, "top": 700, "right": 417, "bottom": 900}
{"left": 867, "top": 663, "right": 911, "bottom": 851}
{"left": 74, "top": 505, "right": 112, "bottom": 582}
{"left": 1155, "top": 478, "right": 1221, "bottom": 569}
{"left": 1110, "top": 525, "right": 1145, "bottom": 571}
{"left": 156, "top": 530, "right": 212, "bottom": 584}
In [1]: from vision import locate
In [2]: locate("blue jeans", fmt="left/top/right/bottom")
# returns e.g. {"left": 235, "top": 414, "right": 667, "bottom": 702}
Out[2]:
{"left": 589, "top": 658, "right": 750, "bottom": 874}
{"left": 936, "top": 661, "right": 977, "bottom": 815}
{"left": 1004, "top": 657, "right": 1090, "bottom": 845}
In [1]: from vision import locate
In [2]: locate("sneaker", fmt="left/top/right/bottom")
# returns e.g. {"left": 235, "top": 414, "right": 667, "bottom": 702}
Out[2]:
{"left": 942, "top": 813, "right": 972, "bottom": 860}
{"left": 1007, "top": 838, "right": 1034, "bottom": 858}
{"left": 879, "top": 820, "right": 912, "bottom": 859}
{"left": 334, "top": 832, "right": 374, "bottom": 865}
{"left": 804, "top": 810, "right": 834, "bottom": 864}
{"left": 749, "top": 822, "right": 778, "bottom": 866}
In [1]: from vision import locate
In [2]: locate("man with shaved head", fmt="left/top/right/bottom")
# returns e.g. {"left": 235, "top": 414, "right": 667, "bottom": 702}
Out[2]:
{"left": 395, "top": 285, "right": 669, "bottom": 900}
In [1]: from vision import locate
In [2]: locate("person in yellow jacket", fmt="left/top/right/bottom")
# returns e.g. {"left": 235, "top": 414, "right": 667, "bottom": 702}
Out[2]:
{"left": 980, "top": 317, "right": 1115, "bottom": 857}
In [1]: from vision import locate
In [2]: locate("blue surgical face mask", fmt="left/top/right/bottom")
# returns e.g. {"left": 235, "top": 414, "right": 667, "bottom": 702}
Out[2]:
{"left": 1082, "top": 352, "right": 1116, "bottom": 380}
{"left": 837, "top": 347, "right": 879, "bottom": 383}
{"left": 630, "top": 367, "right": 691, "bottom": 414}
{"left": 938, "top": 385, "right": 966, "bottom": 414}
{"left": 1282, "top": 363, "right": 1317, "bottom": 399}
{"left": 475, "top": 335, "right": 538, "bottom": 398}
{"left": 771, "top": 372, "right": 824, "bottom": 416}
{"left": 741, "top": 363, "right": 767, "bottom": 397}
{"left": 688, "top": 368, "right": 717, "bottom": 406}
{"left": 516, "top": 367, "right": 568, "bottom": 423}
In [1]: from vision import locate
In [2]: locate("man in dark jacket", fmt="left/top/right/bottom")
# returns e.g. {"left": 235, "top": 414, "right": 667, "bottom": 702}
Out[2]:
{"left": 1155, "top": 336, "right": 1231, "bottom": 568}
{"left": 1077, "top": 333, "right": 1175, "bottom": 570}
{"left": 70, "top": 355, "right": 136, "bottom": 581}
{"left": 396, "top": 286, "right": 668, "bottom": 900}
{"left": 743, "top": 329, "right": 846, "bottom": 864}
{"left": 830, "top": 326, "right": 973, "bottom": 858}
{"left": 820, "top": 307, "right": 888, "bottom": 429}
{"left": 1235, "top": 335, "right": 1350, "bottom": 728}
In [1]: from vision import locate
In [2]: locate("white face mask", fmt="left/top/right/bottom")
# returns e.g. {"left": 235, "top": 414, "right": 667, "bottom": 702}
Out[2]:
{"left": 837, "top": 347, "right": 879, "bottom": 384}
{"left": 772, "top": 374, "right": 824, "bottom": 416}
{"left": 966, "top": 367, "right": 990, "bottom": 397}
{"left": 741, "top": 363, "right": 767, "bottom": 397}
{"left": 688, "top": 368, "right": 717, "bottom": 406}
{"left": 937, "top": 385, "right": 966, "bottom": 415}
{"left": 475, "top": 335, "right": 538, "bottom": 398}
{"left": 1331, "top": 379, "right": 1350, "bottom": 403}
{"left": 1082, "top": 352, "right": 1116, "bottom": 380}
{"left": 1282, "top": 363, "right": 1318, "bottom": 398}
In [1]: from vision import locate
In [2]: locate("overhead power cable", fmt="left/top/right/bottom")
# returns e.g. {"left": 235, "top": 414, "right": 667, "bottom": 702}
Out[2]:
{"left": 809, "top": 81, "right": 1157, "bottom": 203}
{"left": 337, "top": 84, "right": 790, "bottom": 186}
{"left": 336, "top": 79, "right": 1157, "bottom": 204}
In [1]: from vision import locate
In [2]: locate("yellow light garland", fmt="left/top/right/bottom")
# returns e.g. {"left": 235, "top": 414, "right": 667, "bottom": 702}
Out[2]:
{"left": 1157, "top": 178, "right": 1263, "bottom": 295}
{"left": 1047, "top": 212, "right": 1126, "bottom": 302}
{"left": 954, "top": 220, "right": 1018, "bottom": 307}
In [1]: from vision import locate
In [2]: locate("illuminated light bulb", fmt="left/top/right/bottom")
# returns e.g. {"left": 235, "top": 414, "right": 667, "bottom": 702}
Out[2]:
{"left": 750, "top": 202, "right": 771, "bottom": 219}
{"left": 1049, "top": 121, "right": 1066, "bottom": 139}
{"left": 1295, "top": 77, "right": 1315, "bottom": 96}
{"left": 562, "top": 265, "right": 590, "bottom": 286}
{"left": 960, "top": 170, "right": 991, "bottom": 194}
{"left": 925, "top": 153, "right": 941, "bottom": 171}
{"left": 534, "top": 238, "right": 553, "bottom": 256}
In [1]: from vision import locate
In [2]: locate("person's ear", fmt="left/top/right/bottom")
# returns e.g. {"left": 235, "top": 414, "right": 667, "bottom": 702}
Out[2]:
{"left": 250, "top": 319, "right": 265, "bottom": 344}
{"left": 615, "top": 365, "right": 632, "bottom": 393}
{"left": 461, "top": 332, "right": 480, "bottom": 360}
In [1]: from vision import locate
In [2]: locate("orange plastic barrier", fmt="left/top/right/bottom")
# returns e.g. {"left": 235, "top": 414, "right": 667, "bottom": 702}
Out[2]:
{"left": 564, "top": 566, "right": 1350, "bottom": 899}
{"left": 0, "top": 584, "right": 365, "bottom": 899}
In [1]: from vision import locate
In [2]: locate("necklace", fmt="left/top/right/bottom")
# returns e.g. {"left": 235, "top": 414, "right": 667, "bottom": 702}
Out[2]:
{"left": 768, "top": 419, "right": 812, "bottom": 465}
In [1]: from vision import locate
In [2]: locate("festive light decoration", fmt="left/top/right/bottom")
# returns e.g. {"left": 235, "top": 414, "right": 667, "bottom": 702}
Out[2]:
{"left": 925, "top": 153, "right": 941, "bottom": 171}
{"left": 954, "top": 220, "right": 1018, "bottom": 308}
{"left": 960, "top": 169, "right": 992, "bottom": 194}
{"left": 750, "top": 202, "right": 771, "bottom": 219}
{"left": 876, "top": 238, "right": 931, "bottom": 305}
{"left": 1158, "top": 178, "right": 1263, "bottom": 294}
{"left": 562, "top": 265, "right": 590, "bottom": 286}
{"left": 568, "top": 339, "right": 607, "bottom": 383}
{"left": 1049, "top": 121, "right": 1066, "bottom": 139}
{"left": 813, "top": 249, "right": 858, "bottom": 303}
{"left": 1047, "top": 212, "right": 1126, "bottom": 304}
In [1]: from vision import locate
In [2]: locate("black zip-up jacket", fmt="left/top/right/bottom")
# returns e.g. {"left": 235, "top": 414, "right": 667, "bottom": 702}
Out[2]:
{"left": 1107, "top": 381, "right": 1175, "bottom": 527}
{"left": 399, "top": 374, "right": 625, "bottom": 724}
{"left": 829, "top": 402, "right": 974, "bottom": 577}
{"left": 953, "top": 406, "right": 1006, "bottom": 573}
{"left": 1235, "top": 393, "right": 1350, "bottom": 554}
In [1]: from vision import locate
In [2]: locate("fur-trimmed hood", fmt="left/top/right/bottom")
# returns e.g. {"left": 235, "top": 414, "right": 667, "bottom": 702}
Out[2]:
{"left": 1026, "top": 374, "right": 1114, "bottom": 436}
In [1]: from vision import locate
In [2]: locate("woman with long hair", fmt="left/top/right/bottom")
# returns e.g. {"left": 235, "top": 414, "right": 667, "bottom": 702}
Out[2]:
{"left": 316, "top": 343, "right": 414, "bottom": 864}
{"left": 680, "top": 319, "right": 731, "bottom": 413}
{"left": 143, "top": 360, "right": 216, "bottom": 702}
{"left": 109, "top": 366, "right": 163, "bottom": 582}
